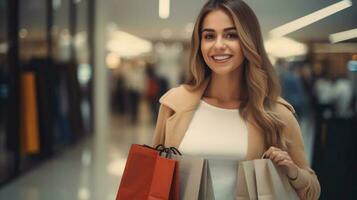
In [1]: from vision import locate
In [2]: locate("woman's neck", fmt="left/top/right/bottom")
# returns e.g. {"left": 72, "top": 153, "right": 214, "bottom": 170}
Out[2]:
{"left": 204, "top": 69, "right": 242, "bottom": 102}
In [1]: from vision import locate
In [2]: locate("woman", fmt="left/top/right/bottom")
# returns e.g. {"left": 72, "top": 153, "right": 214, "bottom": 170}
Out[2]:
{"left": 152, "top": 0, "right": 320, "bottom": 199}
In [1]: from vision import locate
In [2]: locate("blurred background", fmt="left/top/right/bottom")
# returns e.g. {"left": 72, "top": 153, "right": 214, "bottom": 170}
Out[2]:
{"left": 0, "top": 0, "right": 356, "bottom": 199}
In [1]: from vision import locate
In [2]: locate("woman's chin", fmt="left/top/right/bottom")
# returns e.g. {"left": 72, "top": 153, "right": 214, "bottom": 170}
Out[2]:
{"left": 210, "top": 66, "right": 239, "bottom": 76}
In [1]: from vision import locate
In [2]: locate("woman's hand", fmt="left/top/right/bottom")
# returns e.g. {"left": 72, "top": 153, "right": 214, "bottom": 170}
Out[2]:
{"left": 263, "top": 146, "right": 299, "bottom": 180}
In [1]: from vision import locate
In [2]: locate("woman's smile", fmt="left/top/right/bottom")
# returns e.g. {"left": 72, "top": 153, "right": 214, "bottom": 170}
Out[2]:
{"left": 211, "top": 54, "right": 234, "bottom": 64}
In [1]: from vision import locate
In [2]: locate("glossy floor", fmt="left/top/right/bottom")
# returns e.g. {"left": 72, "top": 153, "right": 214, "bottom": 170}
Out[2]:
{"left": 0, "top": 115, "right": 155, "bottom": 200}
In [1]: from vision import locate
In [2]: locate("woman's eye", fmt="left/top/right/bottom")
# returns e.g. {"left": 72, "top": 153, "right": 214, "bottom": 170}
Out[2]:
{"left": 226, "top": 33, "right": 238, "bottom": 39}
{"left": 203, "top": 34, "right": 214, "bottom": 40}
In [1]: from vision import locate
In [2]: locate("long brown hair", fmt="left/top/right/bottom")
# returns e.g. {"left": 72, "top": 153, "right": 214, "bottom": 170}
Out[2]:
{"left": 186, "top": 0, "right": 288, "bottom": 149}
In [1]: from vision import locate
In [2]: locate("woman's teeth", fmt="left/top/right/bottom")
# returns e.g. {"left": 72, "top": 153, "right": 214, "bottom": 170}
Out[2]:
{"left": 212, "top": 55, "right": 233, "bottom": 62}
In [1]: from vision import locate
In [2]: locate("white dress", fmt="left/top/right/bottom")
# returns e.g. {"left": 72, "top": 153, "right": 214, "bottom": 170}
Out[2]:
{"left": 179, "top": 100, "right": 248, "bottom": 200}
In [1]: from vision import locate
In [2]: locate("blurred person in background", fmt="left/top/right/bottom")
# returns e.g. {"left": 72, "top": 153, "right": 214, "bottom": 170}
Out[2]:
{"left": 348, "top": 57, "right": 357, "bottom": 113}
{"left": 155, "top": 43, "right": 184, "bottom": 88}
{"left": 113, "top": 72, "right": 127, "bottom": 115}
{"left": 311, "top": 59, "right": 356, "bottom": 199}
{"left": 145, "top": 63, "right": 161, "bottom": 123}
{"left": 152, "top": 0, "right": 320, "bottom": 199}
{"left": 124, "top": 61, "right": 146, "bottom": 124}
{"left": 276, "top": 59, "right": 307, "bottom": 120}
{"left": 297, "top": 62, "right": 315, "bottom": 111}
{"left": 313, "top": 59, "right": 353, "bottom": 119}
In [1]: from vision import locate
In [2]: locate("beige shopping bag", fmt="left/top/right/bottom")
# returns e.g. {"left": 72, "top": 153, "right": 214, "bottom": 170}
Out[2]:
{"left": 237, "top": 158, "right": 299, "bottom": 200}
{"left": 172, "top": 155, "right": 215, "bottom": 200}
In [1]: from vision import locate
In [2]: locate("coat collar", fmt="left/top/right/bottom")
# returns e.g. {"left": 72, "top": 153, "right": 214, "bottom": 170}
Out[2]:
{"left": 159, "top": 78, "right": 210, "bottom": 113}
{"left": 159, "top": 77, "right": 296, "bottom": 114}
{"left": 159, "top": 77, "right": 295, "bottom": 113}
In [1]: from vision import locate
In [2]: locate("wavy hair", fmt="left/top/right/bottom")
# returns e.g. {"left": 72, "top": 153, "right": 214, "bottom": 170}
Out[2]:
{"left": 185, "top": 0, "right": 288, "bottom": 149}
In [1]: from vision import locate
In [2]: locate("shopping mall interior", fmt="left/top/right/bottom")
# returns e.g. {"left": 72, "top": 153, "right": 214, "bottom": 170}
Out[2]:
{"left": 0, "top": 0, "right": 357, "bottom": 199}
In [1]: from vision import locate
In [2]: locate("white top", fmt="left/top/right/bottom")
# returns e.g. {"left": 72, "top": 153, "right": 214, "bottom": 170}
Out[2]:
{"left": 179, "top": 100, "right": 248, "bottom": 200}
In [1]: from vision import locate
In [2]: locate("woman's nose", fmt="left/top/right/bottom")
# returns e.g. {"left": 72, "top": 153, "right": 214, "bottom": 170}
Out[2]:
{"left": 214, "top": 36, "right": 226, "bottom": 50}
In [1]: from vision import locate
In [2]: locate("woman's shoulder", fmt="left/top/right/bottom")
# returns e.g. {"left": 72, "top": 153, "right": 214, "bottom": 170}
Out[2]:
{"left": 159, "top": 84, "right": 190, "bottom": 102}
{"left": 275, "top": 97, "right": 296, "bottom": 115}
{"left": 274, "top": 97, "right": 300, "bottom": 132}
{"left": 249, "top": 97, "right": 296, "bottom": 129}
{"left": 273, "top": 97, "right": 298, "bottom": 125}
{"left": 272, "top": 97, "right": 302, "bottom": 143}
{"left": 158, "top": 84, "right": 195, "bottom": 111}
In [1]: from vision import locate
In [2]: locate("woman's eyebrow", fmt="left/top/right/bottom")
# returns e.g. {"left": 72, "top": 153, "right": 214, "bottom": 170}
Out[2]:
{"left": 201, "top": 27, "right": 236, "bottom": 33}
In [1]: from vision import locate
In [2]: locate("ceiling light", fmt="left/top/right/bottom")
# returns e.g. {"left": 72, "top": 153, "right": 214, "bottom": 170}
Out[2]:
{"left": 159, "top": 0, "right": 170, "bottom": 19}
{"left": 329, "top": 28, "right": 357, "bottom": 43}
{"left": 265, "top": 37, "right": 307, "bottom": 58}
{"left": 270, "top": 0, "right": 352, "bottom": 37}
{"left": 106, "top": 31, "right": 152, "bottom": 58}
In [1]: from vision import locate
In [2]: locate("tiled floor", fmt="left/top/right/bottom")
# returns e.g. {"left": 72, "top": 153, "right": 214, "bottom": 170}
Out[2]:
{"left": 0, "top": 113, "right": 314, "bottom": 200}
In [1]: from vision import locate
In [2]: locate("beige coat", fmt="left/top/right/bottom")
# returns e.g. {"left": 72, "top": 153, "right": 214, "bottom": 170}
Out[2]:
{"left": 152, "top": 79, "right": 321, "bottom": 200}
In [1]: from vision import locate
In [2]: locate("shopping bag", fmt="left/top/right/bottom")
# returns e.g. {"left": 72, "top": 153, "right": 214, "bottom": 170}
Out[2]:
{"left": 148, "top": 155, "right": 180, "bottom": 200}
{"left": 116, "top": 144, "right": 179, "bottom": 200}
{"left": 172, "top": 154, "right": 215, "bottom": 200}
{"left": 236, "top": 158, "right": 299, "bottom": 200}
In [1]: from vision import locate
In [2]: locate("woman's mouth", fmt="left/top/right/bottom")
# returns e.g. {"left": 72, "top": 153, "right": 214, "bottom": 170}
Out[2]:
{"left": 211, "top": 55, "right": 233, "bottom": 63}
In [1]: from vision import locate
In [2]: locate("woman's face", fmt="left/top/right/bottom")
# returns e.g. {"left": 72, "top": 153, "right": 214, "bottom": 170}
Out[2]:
{"left": 200, "top": 9, "right": 245, "bottom": 76}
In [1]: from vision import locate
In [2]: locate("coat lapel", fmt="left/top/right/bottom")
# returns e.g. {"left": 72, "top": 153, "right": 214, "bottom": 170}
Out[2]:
{"left": 159, "top": 78, "right": 210, "bottom": 147}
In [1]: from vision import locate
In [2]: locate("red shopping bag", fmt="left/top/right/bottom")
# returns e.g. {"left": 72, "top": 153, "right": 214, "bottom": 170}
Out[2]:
{"left": 169, "top": 159, "right": 180, "bottom": 200}
{"left": 116, "top": 144, "right": 180, "bottom": 200}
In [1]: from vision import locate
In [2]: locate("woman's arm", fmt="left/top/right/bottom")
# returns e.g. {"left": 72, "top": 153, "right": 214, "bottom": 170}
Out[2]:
{"left": 274, "top": 103, "right": 321, "bottom": 200}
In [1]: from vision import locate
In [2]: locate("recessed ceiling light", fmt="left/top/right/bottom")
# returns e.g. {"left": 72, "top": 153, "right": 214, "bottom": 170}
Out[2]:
{"left": 159, "top": 0, "right": 170, "bottom": 19}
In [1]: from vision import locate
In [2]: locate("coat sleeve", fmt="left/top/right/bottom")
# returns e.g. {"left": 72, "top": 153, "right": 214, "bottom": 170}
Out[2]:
{"left": 152, "top": 104, "right": 173, "bottom": 147}
{"left": 276, "top": 99, "right": 321, "bottom": 200}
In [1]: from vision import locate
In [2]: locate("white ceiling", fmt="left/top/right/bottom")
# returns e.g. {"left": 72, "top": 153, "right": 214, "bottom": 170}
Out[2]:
{"left": 104, "top": 0, "right": 357, "bottom": 42}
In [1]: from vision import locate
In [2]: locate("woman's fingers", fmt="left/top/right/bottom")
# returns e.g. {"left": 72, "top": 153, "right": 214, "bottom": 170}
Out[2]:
{"left": 265, "top": 147, "right": 281, "bottom": 158}
{"left": 274, "top": 154, "right": 288, "bottom": 163}
{"left": 277, "top": 159, "right": 293, "bottom": 166}
{"left": 265, "top": 146, "right": 281, "bottom": 158}
{"left": 264, "top": 146, "right": 299, "bottom": 179}
{"left": 265, "top": 146, "right": 292, "bottom": 163}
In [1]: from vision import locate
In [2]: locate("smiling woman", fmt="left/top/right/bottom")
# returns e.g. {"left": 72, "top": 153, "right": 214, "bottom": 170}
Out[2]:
{"left": 152, "top": 0, "right": 321, "bottom": 199}
{"left": 200, "top": 9, "right": 245, "bottom": 76}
